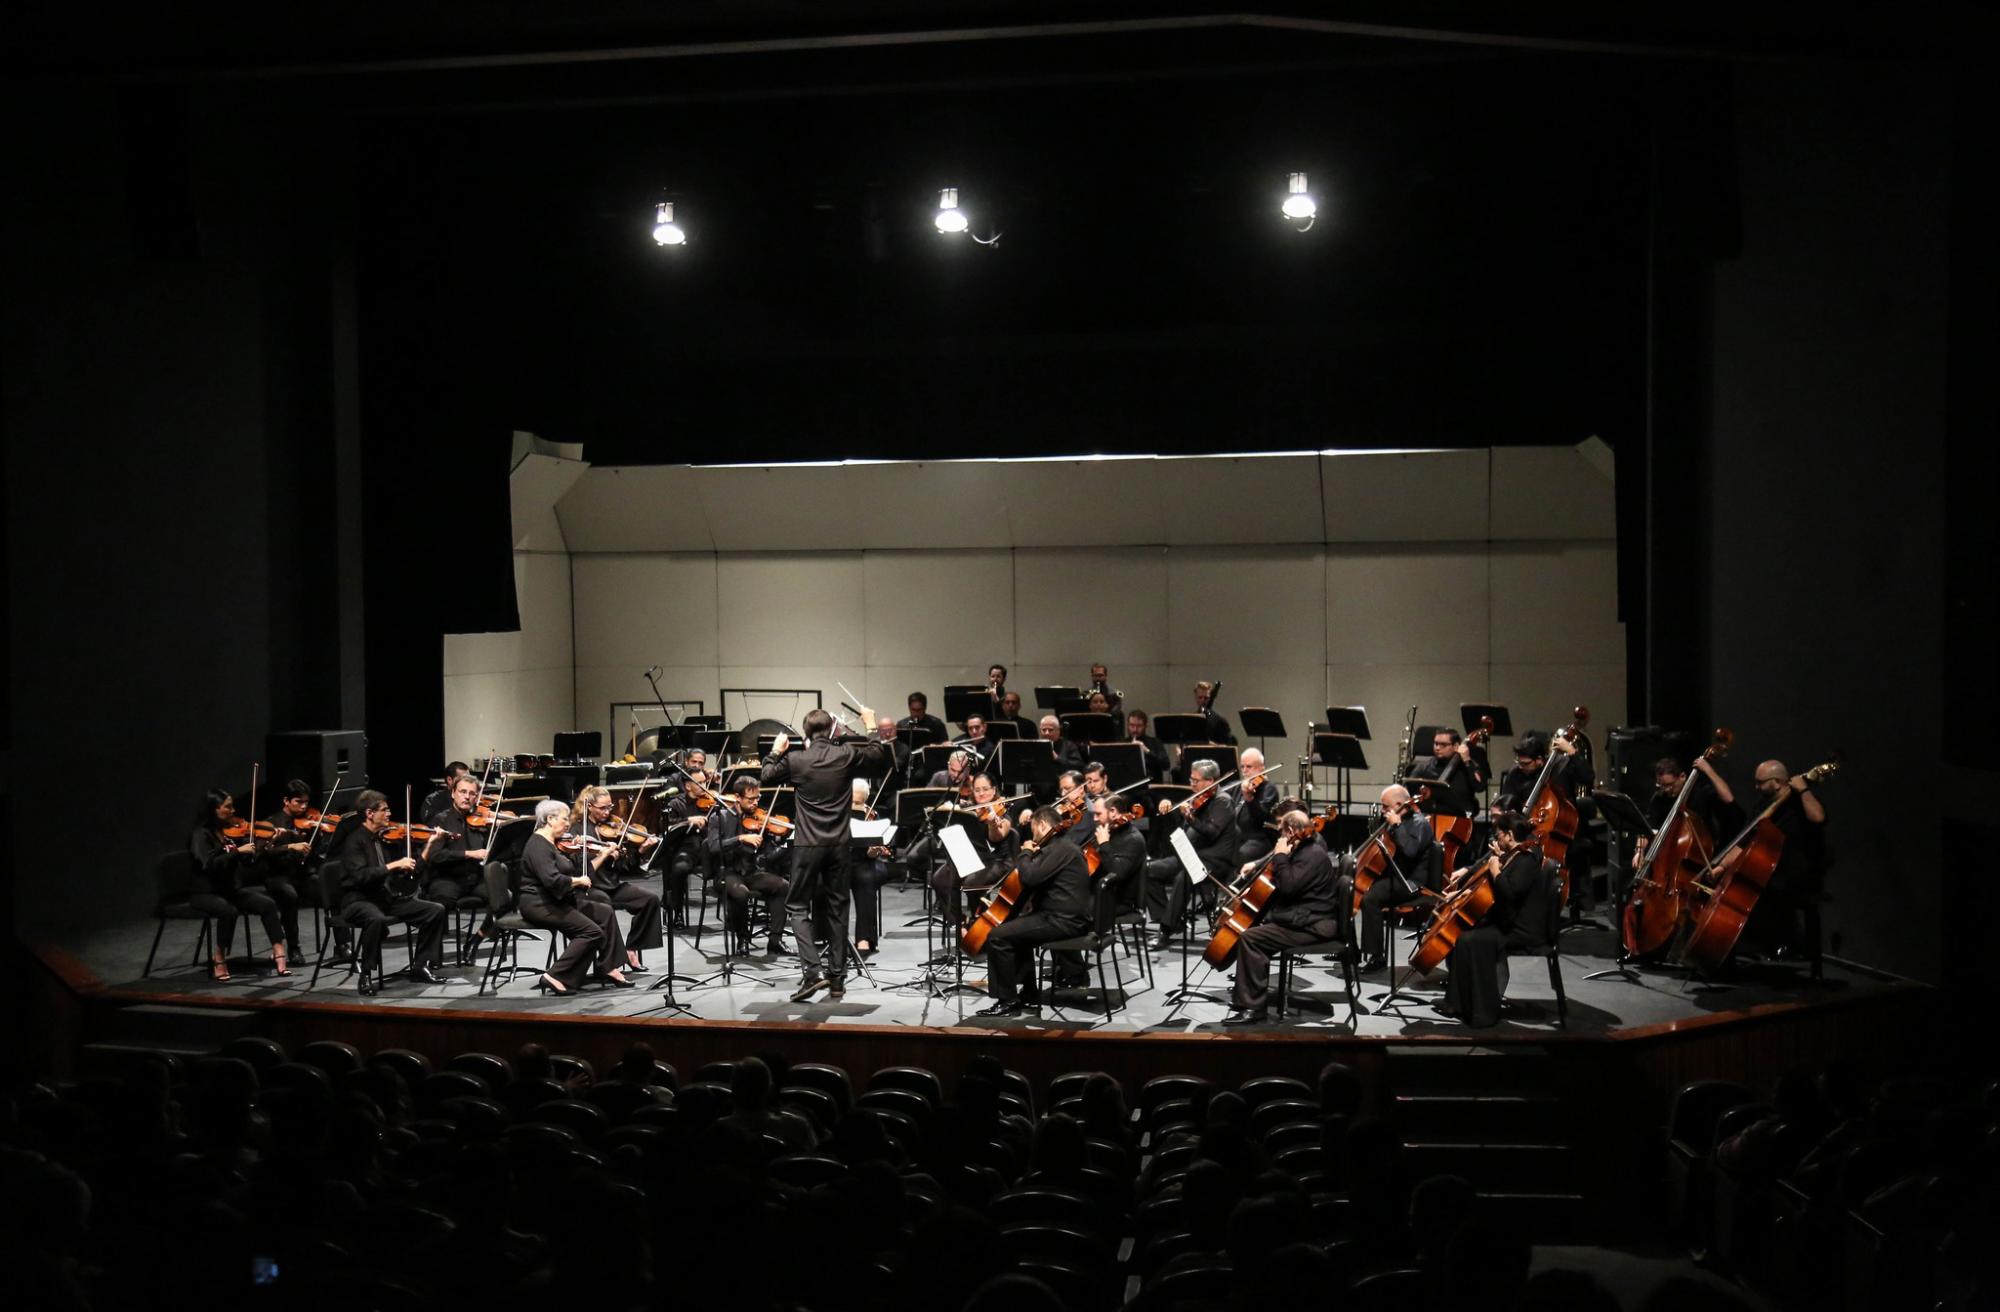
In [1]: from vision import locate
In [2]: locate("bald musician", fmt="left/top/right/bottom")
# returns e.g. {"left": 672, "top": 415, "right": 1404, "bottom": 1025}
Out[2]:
{"left": 1356, "top": 784, "right": 1442, "bottom": 974}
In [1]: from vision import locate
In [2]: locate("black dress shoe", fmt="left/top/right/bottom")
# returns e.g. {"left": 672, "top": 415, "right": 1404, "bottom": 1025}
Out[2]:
{"left": 976, "top": 999, "right": 1027, "bottom": 1018}
{"left": 1221, "top": 1008, "right": 1266, "bottom": 1026}
{"left": 357, "top": 976, "right": 379, "bottom": 997}
{"left": 1054, "top": 971, "right": 1091, "bottom": 989}
{"left": 1430, "top": 1000, "right": 1460, "bottom": 1017}
{"left": 624, "top": 962, "right": 651, "bottom": 975}
{"left": 408, "top": 964, "right": 443, "bottom": 986}
{"left": 827, "top": 982, "right": 846, "bottom": 1002}
{"left": 791, "top": 975, "right": 829, "bottom": 1003}
{"left": 597, "top": 973, "right": 637, "bottom": 989}
{"left": 1360, "top": 956, "right": 1387, "bottom": 975}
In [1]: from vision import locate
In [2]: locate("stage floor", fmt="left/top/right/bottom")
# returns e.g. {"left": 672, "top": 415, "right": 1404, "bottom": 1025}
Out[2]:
{"left": 47, "top": 881, "right": 1902, "bottom": 1040}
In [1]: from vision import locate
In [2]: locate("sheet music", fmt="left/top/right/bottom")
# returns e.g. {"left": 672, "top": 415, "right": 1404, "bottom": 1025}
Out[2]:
{"left": 938, "top": 825, "right": 989, "bottom": 880}
{"left": 849, "top": 818, "right": 895, "bottom": 843}
{"left": 1169, "top": 828, "right": 1209, "bottom": 885}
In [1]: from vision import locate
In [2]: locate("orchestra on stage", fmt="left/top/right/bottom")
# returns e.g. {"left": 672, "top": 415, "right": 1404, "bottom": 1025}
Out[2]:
{"left": 185, "top": 670, "right": 1833, "bottom": 1028}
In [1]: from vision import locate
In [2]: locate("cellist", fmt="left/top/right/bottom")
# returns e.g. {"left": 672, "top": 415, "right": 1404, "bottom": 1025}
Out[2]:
{"left": 1436, "top": 811, "right": 1554, "bottom": 1027}
{"left": 972, "top": 806, "right": 1091, "bottom": 1019}
{"left": 1739, "top": 760, "right": 1828, "bottom": 955}
{"left": 1221, "top": 809, "right": 1341, "bottom": 1026}
{"left": 1356, "top": 784, "right": 1441, "bottom": 975}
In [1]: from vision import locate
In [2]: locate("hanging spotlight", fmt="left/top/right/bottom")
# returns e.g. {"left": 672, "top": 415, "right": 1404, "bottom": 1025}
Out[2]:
{"left": 933, "top": 187, "right": 970, "bottom": 234}
{"left": 1281, "top": 172, "right": 1317, "bottom": 230}
{"left": 651, "top": 201, "right": 687, "bottom": 247}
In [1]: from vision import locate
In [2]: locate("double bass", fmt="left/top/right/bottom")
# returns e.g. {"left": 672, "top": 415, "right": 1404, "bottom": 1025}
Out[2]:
{"left": 1677, "top": 758, "right": 1839, "bottom": 970}
{"left": 1521, "top": 707, "right": 1587, "bottom": 900}
{"left": 1621, "top": 728, "right": 1732, "bottom": 958}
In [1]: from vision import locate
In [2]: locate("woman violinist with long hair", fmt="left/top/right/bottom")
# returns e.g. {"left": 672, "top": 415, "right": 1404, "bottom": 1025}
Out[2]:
{"left": 190, "top": 789, "right": 292, "bottom": 979}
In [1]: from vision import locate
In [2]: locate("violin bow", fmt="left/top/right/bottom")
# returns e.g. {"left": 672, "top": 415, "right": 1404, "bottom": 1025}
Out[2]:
{"left": 301, "top": 771, "right": 344, "bottom": 862}
{"left": 247, "top": 761, "right": 259, "bottom": 853}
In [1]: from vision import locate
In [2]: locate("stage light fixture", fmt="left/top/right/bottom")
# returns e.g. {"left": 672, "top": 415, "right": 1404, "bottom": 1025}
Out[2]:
{"left": 934, "top": 187, "right": 970, "bottom": 234}
{"left": 1282, "top": 172, "right": 1317, "bottom": 229}
{"left": 651, "top": 202, "right": 686, "bottom": 247}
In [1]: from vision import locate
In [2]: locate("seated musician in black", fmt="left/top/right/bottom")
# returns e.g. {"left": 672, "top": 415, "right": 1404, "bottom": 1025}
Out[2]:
{"left": 1037, "top": 714, "right": 1086, "bottom": 778}
{"left": 422, "top": 774, "right": 493, "bottom": 959}
{"left": 1221, "top": 809, "right": 1343, "bottom": 1025}
{"left": 256, "top": 778, "right": 319, "bottom": 968}
{"left": 1629, "top": 754, "right": 1741, "bottom": 906}
{"left": 850, "top": 778, "right": 898, "bottom": 956}
{"left": 519, "top": 800, "right": 631, "bottom": 993}
{"left": 706, "top": 777, "right": 790, "bottom": 955}
{"left": 1357, "top": 784, "right": 1441, "bottom": 974}
{"left": 1028, "top": 767, "right": 1085, "bottom": 816}
{"left": 1086, "top": 792, "right": 1150, "bottom": 916}
{"left": 898, "top": 692, "right": 950, "bottom": 753}
{"left": 1437, "top": 811, "right": 1555, "bottom": 1027}
{"left": 656, "top": 751, "right": 719, "bottom": 922}
{"left": 420, "top": 761, "right": 471, "bottom": 824}
{"left": 1493, "top": 731, "right": 1594, "bottom": 921}
{"left": 331, "top": 790, "right": 447, "bottom": 994}
{"left": 955, "top": 715, "right": 996, "bottom": 767}
{"left": 975, "top": 806, "right": 1093, "bottom": 1018}
{"left": 573, "top": 785, "right": 665, "bottom": 974}
{"left": 1231, "top": 748, "right": 1281, "bottom": 867}
{"left": 928, "top": 772, "right": 1017, "bottom": 924}
{"left": 1193, "top": 680, "right": 1238, "bottom": 746}
{"left": 1405, "top": 728, "right": 1488, "bottom": 820}
{"left": 1087, "top": 663, "right": 1123, "bottom": 717}
{"left": 190, "top": 789, "right": 293, "bottom": 980}
{"left": 872, "top": 715, "right": 912, "bottom": 806}
{"left": 995, "top": 691, "right": 1037, "bottom": 742}
{"left": 927, "top": 747, "right": 977, "bottom": 792}
{"left": 1124, "top": 710, "right": 1171, "bottom": 781}
{"left": 1144, "top": 759, "right": 1238, "bottom": 947}
{"left": 1739, "top": 760, "right": 1828, "bottom": 957}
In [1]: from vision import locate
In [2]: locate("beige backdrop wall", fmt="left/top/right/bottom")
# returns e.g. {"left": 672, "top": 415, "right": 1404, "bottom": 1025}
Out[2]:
{"left": 446, "top": 445, "right": 1626, "bottom": 785}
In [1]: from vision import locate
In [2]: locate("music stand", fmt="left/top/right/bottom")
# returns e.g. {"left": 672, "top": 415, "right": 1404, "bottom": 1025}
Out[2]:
{"left": 1462, "top": 704, "right": 1513, "bottom": 737}
{"left": 916, "top": 743, "right": 959, "bottom": 783}
{"left": 1033, "top": 685, "right": 1081, "bottom": 711}
{"left": 1053, "top": 695, "right": 1091, "bottom": 717}
{"left": 1312, "top": 733, "right": 1369, "bottom": 816}
{"left": 986, "top": 720, "right": 1022, "bottom": 741}
{"left": 996, "top": 739, "right": 1057, "bottom": 801}
{"left": 1152, "top": 713, "right": 1205, "bottom": 746}
{"left": 1088, "top": 742, "right": 1146, "bottom": 794}
{"left": 886, "top": 788, "right": 978, "bottom": 998}
{"left": 943, "top": 686, "right": 995, "bottom": 727}
{"left": 1583, "top": 787, "right": 1654, "bottom": 984}
{"left": 1060, "top": 712, "right": 1117, "bottom": 745}
{"left": 693, "top": 729, "right": 739, "bottom": 761}
{"left": 1323, "top": 706, "right": 1372, "bottom": 740}
{"left": 1179, "top": 744, "right": 1239, "bottom": 782}
{"left": 1240, "top": 708, "right": 1287, "bottom": 754}
{"left": 755, "top": 732, "right": 802, "bottom": 759}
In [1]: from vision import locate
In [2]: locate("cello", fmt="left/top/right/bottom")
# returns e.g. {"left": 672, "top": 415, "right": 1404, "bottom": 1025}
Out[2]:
{"left": 1677, "top": 758, "right": 1839, "bottom": 970}
{"left": 1203, "top": 809, "right": 1336, "bottom": 969}
{"left": 1521, "top": 708, "right": 1587, "bottom": 900}
{"left": 1351, "top": 785, "right": 1437, "bottom": 913}
{"left": 1621, "top": 728, "right": 1732, "bottom": 958}
{"left": 1409, "top": 838, "right": 1534, "bottom": 973}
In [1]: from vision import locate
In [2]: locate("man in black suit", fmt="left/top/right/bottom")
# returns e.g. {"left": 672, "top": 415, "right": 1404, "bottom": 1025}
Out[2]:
{"left": 1144, "top": 759, "right": 1238, "bottom": 947}
{"left": 974, "top": 806, "right": 1092, "bottom": 1018}
{"left": 1221, "top": 810, "right": 1343, "bottom": 1025}
{"left": 898, "top": 692, "right": 949, "bottom": 753}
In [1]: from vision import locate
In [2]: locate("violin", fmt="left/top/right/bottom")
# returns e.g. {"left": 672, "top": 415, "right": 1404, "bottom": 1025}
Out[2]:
{"left": 595, "top": 817, "right": 656, "bottom": 846}
{"left": 290, "top": 809, "right": 346, "bottom": 834}
{"left": 379, "top": 821, "right": 451, "bottom": 845}
{"left": 740, "top": 806, "right": 795, "bottom": 837}
{"left": 465, "top": 808, "right": 524, "bottom": 829}
{"left": 219, "top": 819, "right": 283, "bottom": 845}
{"left": 556, "top": 833, "right": 622, "bottom": 855}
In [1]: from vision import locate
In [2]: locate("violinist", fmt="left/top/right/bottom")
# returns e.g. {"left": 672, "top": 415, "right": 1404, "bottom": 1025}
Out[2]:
{"left": 1086, "top": 792, "right": 1149, "bottom": 915}
{"left": 898, "top": 691, "right": 949, "bottom": 752}
{"left": 758, "top": 704, "right": 890, "bottom": 1003}
{"left": 1193, "top": 680, "right": 1238, "bottom": 747}
{"left": 574, "top": 785, "right": 665, "bottom": 974}
{"left": 1221, "top": 809, "right": 1341, "bottom": 1026}
{"left": 1231, "top": 748, "right": 1281, "bottom": 866}
{"left": 420, "top": 761, "right": 472, "bottom": 824}
{"left": 706, "top": 778, "right": 790, "bottom": 956}
{"left": 973, "top": 805, "right": 1092, "bottom": 1019}
{"left": 331, "top": 791, "right": 446, "bottom": 994}
{"left": 519, "top": 800, "right": 631, "bottom": 993}
{"left": 1357, "top": 785, "right": 1441, "bottom": 974}
{"left": 255, "top": 778, "right": 318, "bottom": 962}
{"left": 190, "top": 790, "right": 293, "bottom": 980}
{"left": 928, "top": 772, "right": 1018, "bottom": 920}
{"left": 1436, "top": 811, "right": 1554, "bottom": 1027}
{"left": 1032, "top": 767, "right": 1085, "bottom": 815}
{"left": 658, "top": 750, "right": 719, "bottom": 923}
{"left": 1143, "top": 758, "right": 1237, "bottom": 948}
{"left": 995, "top": 691, "right": 1036, "bottom": 742}
{"left": 927, "top": 748, "right": 977, "bottom": 792}
{"left": 1740, "top": 760, "right": 1828, "bottom": 956}
{"left": 1406, "top": 729, "right": 1489, "bottom": 820}
{"left": 423, "top": 773, "right": 493, "bottom": 905}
